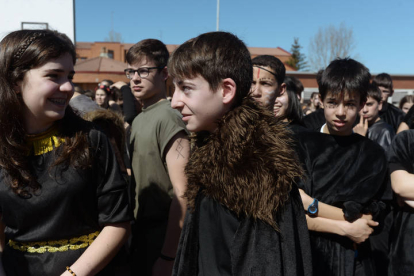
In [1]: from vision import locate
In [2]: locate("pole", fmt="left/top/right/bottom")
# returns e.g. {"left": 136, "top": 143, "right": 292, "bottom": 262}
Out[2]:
{"left": 216, "top": 0, "right": 220, "bottom": 31}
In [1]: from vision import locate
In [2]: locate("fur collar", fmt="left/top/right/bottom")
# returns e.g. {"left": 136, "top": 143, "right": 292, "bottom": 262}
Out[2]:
{"left": 185, "top": 98, "right": 303, "bottom": 229}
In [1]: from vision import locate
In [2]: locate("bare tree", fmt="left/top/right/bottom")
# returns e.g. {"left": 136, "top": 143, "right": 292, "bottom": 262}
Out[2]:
{"left": 308, "top": 23, "right": 356, "bottom": 71}
{"left": 105, "top": 30, "right": 123, "bottom": 43}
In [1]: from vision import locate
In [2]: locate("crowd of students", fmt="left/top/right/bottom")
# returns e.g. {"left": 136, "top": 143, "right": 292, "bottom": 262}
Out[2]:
{"left": 1, "top": 28, "right": 414, "bottom": 276}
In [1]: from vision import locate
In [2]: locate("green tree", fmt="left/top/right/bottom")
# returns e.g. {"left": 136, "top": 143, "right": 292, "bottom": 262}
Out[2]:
{"left": 286, "top": 38, "right": 308, "bottom": 71}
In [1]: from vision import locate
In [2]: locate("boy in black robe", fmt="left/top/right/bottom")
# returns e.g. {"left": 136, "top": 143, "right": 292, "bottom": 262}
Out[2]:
{"left": 373, "top": 73, "right": 404, "bottom": 132}
{"left": 169, "top": 31, "right": 312, "bottom": 276}
{"left": 353, "top": 83, "right": 395, "bottom": 154}
{"left": 388, "top": 130, "right": 414, "bottom": 275}
{"left": 295, "top": 58, "right": 388, "bottom": 276}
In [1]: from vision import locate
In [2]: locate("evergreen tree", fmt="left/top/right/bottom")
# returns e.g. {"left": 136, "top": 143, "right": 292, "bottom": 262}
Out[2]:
{"left": 286, "top": 38, "right": 308, "bottom": 71}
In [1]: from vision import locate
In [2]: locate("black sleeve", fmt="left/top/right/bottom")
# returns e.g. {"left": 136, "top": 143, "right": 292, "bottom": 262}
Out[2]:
{"left": 403, "top": 105, "right": 414, "bottom": 129}
{"left": 89, "top": 129, "right": 133, "bottom": 225}
{"left": 122, "top": 85, "right": 139, "bottom": 125}
{"left": 389, "top": 130, "right": 414, "bottom": 174}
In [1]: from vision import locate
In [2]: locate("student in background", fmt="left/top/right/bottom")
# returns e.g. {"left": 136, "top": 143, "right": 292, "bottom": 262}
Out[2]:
{"left": 373, "top": 73, "right": 404, "bottom": 132}
{"left": 125, "top": 39, "right": 190, "bottom": 276}
{"left": 353, "top": 83, "right": 395, "bottom": 153}
{"left": 398, "top": 95, "right": 414, "bottom": 114}
{"left": 251, "top": 55, "right": 286, "bottom": 112}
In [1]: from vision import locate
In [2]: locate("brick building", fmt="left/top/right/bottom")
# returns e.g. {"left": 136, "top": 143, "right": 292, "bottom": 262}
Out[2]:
{"left": 74, "top": 41, "right": 414, "bottom": 104}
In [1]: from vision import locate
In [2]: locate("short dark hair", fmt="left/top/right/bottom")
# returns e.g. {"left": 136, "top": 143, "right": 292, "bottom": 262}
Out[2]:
{"left": 283, "top": 76, "right": 303, "bottom": 123}
{"left": 310, "top": 92, "right": 320, "bottom": 99}
{"left": 126, "top": 39, "right": 169, "bottom": 68}
{"left": 168, "top": 32, "right": 252, "bottom": 107}
{"left": 319, "top": 58, "right": 370, "bottom": 103}
{"left": 252, "top": 55, "right": 285, "bottom": 87}
{"left": 367, "top": 83, "right": 382, "bottom": 103}
{"left": 372, "top": 73, "right": 393, "bottom": 91}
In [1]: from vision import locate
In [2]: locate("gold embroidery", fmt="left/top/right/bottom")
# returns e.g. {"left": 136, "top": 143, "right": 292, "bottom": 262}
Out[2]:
{"left": 26, "top": 125, "right": 65, "bottom": 156}
{"left": 8, "top": 231, "right": 100, "bottom": 253}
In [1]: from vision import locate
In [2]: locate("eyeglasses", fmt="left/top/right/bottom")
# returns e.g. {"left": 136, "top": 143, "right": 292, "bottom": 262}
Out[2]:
{"left": 124, "top": 67, "right": 162, "bottom": 79}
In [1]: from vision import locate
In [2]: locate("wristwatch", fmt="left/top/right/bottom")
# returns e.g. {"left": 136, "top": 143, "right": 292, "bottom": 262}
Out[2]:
{"left": 307, "top": 198, "right": 319, "bottom": 216}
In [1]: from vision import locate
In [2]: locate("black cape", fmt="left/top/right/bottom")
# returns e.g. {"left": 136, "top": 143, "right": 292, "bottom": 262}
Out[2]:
{"left": 379, "top": 103, "right": 404, "bottom": 132}
{"left": 388, "top": 130, "right": 414, "bottom": 275}
{"left": 173, "top": 98, "right": 313, "bottom": 276}
{"left": 367, "top": 120, "right": 395, "bottom": 156}
{"left": 295, "top": 132, "right": 388, "bottom": 276}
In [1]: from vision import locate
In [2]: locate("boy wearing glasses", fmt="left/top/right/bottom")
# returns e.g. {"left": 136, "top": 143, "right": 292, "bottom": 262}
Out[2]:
{"left": 295, "top": 58, "right": 389, "bottom": 275}
{"left": 125, "top": 39, "right": 190, "bottom": 276}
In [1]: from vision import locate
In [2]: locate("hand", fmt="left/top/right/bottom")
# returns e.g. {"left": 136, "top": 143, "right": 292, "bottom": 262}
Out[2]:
{"left": 341, "top": 218, "right": 378, "bottom": 243}
{"left": 110, "top": 81, "right": 128, "bottom": 90}
{"left": 152, "top": 257, "right": 174, "bottom": 276}
{"left": 361, "top": 214, "right": 373, "bottom": 221}
{"left": 353, "top": 116, "right": 368, "bottom": 137}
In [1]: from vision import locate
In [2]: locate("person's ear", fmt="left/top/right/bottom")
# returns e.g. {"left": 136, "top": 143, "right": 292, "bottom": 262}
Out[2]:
{"left": 221, "top": 78, "right": 236, "bottom": 104}
{"left": 278, "top": 83, "right": 286, "bottom": 97}
{"left": 161, "top": 66, "right": 169, "bottom": 81}
{"left": 390, "top": 89, "right": 394, "bottom": 97}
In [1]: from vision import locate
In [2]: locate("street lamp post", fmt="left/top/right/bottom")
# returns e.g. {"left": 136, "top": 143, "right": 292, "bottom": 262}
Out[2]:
{"left": 216, "top": 0, "right": 220, "bottom": 31}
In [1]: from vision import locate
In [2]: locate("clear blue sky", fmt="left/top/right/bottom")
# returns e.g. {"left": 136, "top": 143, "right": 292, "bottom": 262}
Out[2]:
{"left": 75, "top": 0, "right": 414, "bottom": 75}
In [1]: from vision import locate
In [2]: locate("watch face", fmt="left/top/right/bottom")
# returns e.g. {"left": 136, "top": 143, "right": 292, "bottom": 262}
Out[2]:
{"left": 309, "top": 205, "right": 318, "bottom": 214}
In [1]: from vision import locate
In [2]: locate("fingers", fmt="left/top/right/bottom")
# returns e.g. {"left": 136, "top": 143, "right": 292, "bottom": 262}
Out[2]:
{"left": 363, "top": 116, "right": 369, "bottom": 129}
{"left": 367, "top": 219, "right": 379, "bottom": 227}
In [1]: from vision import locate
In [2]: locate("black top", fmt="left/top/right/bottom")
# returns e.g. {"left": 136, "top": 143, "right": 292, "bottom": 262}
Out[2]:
{"left": 388, "top": 130, "right": 414, "bottom": 275}
{"left": 367, "top": 119, "right": 395, "bottom": 155}
{"left": 402, "top": 105, "right": 414, "bottom": 129}
{"left": 198, "top": 196, "right": 239, "bottom": 276}
{"left": 0, "top": 127, "right": 132, "bottom": 276}
{"left": 379, "top": 103, "right": 404, "bottom": 132}
{"left": 174, "top": 187, "right": 313, "bottom": 276}
{"left": 295, "top": 132, "right": 388, "bottom": 275}
{"left": 303, "top": 108, "right": 325, "bottom": 131}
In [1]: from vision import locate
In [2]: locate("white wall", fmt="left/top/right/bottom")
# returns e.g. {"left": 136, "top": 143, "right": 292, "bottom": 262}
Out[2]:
{"left": 0, "top": 0, "right": 75, "bottom": 42}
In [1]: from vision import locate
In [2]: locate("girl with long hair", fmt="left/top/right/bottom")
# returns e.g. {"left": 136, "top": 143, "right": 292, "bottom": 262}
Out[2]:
{"left": 0, "top": 29, "right": 132, "bottom": 276}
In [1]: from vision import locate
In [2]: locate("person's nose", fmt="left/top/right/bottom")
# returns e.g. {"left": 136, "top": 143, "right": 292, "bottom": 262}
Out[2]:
{"left": 171, "top": 90, "right": 183, "bottom": 109}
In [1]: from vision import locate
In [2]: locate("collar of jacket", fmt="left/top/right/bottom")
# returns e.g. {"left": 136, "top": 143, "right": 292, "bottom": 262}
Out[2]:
{"left": 184, "top": 97, "right": 303, "bottom": 229}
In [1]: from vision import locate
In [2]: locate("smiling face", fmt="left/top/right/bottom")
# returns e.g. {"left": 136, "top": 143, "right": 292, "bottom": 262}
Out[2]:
{"left": 171, "top": 75, "right": 229, "bottom": 133}
{"left": 273, "top": 91, "right": 289, "bottom": 120}
{"left": 18, "top": 53, "right": 74, "bottom": 134}
{"left": 251, "top": 66, "right": 279, "bottom": 111}
{"left": 360, "top": 96, "right": 382, "bottom": 126}
{"left": 323, "top": 91, "right": 362, "bottom": 136}
{"left": 128, "top": 57, "right": 167, "bottom": 107}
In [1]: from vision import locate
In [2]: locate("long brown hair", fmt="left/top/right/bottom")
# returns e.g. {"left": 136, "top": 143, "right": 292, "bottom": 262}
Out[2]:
{"left": 0, "top": 29, "right": 91, "bottom": 197}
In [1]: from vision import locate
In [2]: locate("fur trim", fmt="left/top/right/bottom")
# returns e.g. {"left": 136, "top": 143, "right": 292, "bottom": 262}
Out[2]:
{"left": 185, "top": 98, "right": 303, "bottom": 229}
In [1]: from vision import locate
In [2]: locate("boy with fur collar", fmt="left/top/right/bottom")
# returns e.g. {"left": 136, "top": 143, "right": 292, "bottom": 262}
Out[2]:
{"left": 170, "top": 31, "right": 312, "bottom": 276}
